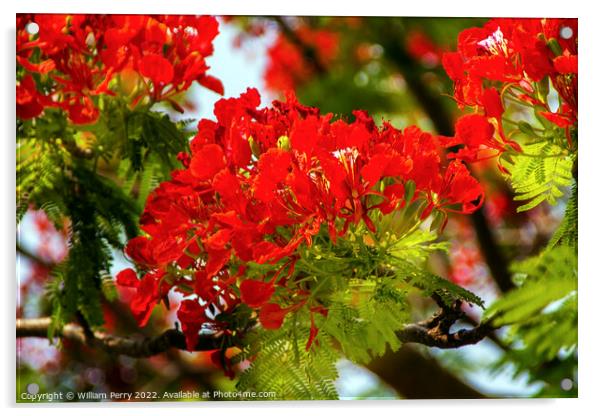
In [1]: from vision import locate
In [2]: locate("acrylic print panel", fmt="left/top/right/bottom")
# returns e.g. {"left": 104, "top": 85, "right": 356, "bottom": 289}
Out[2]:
{"left": 16, "top": 14, "right": 577, "bottom": 402}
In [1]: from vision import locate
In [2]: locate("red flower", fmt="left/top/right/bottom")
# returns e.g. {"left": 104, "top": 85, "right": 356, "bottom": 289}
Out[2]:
{"left": 447, "top": 114, "right": 500, "bottom": 162}
{"left": 116, "top": 89, "right": 484, "bottom": 342}
{"left": 16, "top": 14, "right": 222, "bottom": 123}
{"left": 437, "top": 160, "right": 484, "bottom": 215}
{"left": 443, "top": 17, "right": 577, "bottom": 142}
{"left": 16, "top": 75, "right": 44, "bottom": 120}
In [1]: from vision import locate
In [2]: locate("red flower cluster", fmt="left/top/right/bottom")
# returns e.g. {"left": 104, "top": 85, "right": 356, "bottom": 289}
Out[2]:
{"left": 406, "top": 30, "right": 443, "bottom": 68}
{"left": 264, "top": 26, "right": 338, "bottom": 92}
{"left": 443, "top": 18, "right": 577, "bottom": 160}
{"left": 116, "top": 88, "right": 483, "bottom": 350}
{"left": 17, "top": 14, "right": 223, "bottom": 124}
{"left": 447, "top": 219, "right": 486, "bottom": 287}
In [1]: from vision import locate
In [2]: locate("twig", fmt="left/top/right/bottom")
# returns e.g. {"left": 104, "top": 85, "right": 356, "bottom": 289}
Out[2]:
{"left": 398, "top": 295, "right": 493, "bottom": 349}
{"left": 16, "top": 243, "right": 54, "bottom": 269}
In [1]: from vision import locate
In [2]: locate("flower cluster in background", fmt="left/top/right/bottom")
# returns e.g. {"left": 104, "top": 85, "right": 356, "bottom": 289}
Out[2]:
{"left": 17, "top": 14, "right": 223, "bottom": 124}
{"left": 264, "top": 25, "right": 339, "bottom": 92}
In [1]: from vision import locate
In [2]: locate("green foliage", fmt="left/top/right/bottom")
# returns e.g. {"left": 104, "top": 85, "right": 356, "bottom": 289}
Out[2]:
{"left": 235, "top": 315, "right": 339, "bottom": 400}
{"left": 389, "top": 256, "right": 484, "bottom": 308}
{"left": 17, "top": 101, "right": 190, "bottom": 330}
{"left": 319, "top": 276, "right": 410, "bottom": 364}
{"left": 40, "top": 164, "right": 141, "bottom": 331}
{"left": 119, "top": 110, "right": 190, "bottom": 174}
{"left": 485, "top": 245, "right": 576, "bottom": 326}
{"left": 502, "top": 142, "right": 574, "bottom": 212}
{"left": 548, "top": 183, "right": 578, "bottom": 248}
{"left": 233, "top": 216, "right": 484, "bottom": 399}
{"left": 486, "top": 243, "right": 577, "bottom": 396}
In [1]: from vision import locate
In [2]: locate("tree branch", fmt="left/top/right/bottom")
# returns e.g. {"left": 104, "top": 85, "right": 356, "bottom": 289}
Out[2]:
{"left": 398, "top": 295, "right": 493, "bottom": 349}
{"left": 17, "top": 304, "right": 493, "bottom": 357}
{"left": 368, "top": 345, "right": 488, "bottom": 398}
{"left": 16, "top": 317, "right": 227, "bottom": 357}
{"left": 16, "top": 243, "right": 54, "bottom": 269}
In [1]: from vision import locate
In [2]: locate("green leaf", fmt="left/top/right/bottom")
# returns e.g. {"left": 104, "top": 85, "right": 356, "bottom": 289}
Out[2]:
{"left": 502, "top": 141, "right": 574, "bottom": 212}
{"left": 485, "top": 246, "right": 577, "bottom": 326}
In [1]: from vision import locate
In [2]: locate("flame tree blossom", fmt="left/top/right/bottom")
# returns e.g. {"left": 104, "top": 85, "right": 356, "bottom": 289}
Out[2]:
{"left": 442, "top": 18, "right": 577, "bottom": 161}
{"left": 16, "top": 14, "right": 223, "bottom": 124}
{"left": 116, "top": 88, "right": 484, "bottom": 354}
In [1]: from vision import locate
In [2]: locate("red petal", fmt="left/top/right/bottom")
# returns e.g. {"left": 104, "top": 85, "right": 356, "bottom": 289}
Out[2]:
{"left": 125, "top": 236, "right": 155, "bottom": 266}
{"left": 116, "top": 268, "right": 139, "bottom": 288}
{"left": 240, "top": 279, "right": 275, "bottom": 308}
{"left": 253, "top": 149, "right": 292, "bottom": 202}
{"left": 442, "top": 52, "right": 464, "bottom": 80}
{"left": 481, "top": 87, "right": 504, "bottom": 120}
{"left": 553, "top": 55, "right": 578, "bottom": 74}
{"left": 454, "top": 114, "right": 496, "bottom": 149}
{"left": 129, "top": 273, "right": 161, "bottom": 327}
{"left": 190, "top": 144, "right": 226, "bottom": 180}
{"left": 177, "top": 299, "right": 207, "bottom": 351}
{"left": 204, "top": 229, "right": 232, "bottom": 251}
{"left": 258, "top": 303, "right": 288, "bottom": 330}
{"left": 361, "top": 154, "right": 387, "bottom": 186}
{"left": 198, "top": 74, "right": 224, "bottom": 95}
{"left": 139, "top": 53, "right": 174, "bottom": 85}
{"left": 205, "top": 248, "right": 231, "bottom": 278}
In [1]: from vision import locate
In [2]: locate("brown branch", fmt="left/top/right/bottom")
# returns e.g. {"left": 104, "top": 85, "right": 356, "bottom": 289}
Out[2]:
{"left": 398, "top": 295, "right": 493, "bottom": 349}
{"left": 16, "top": 317, "right": 227, "bottom": 357}
{"left": 17, "top": 305, "right": 494, "bottom": 357}
{"left": 16, "top": 243, "right": 54, "bottom": 269}
{"left": 398, "top": 321, "right": 491, "bottom": 349}
{"left": 462, "top": 313, "right": 509, "bottom": 352}
{"left": 368, "top": 345, "right": 488, "bottom": 398}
